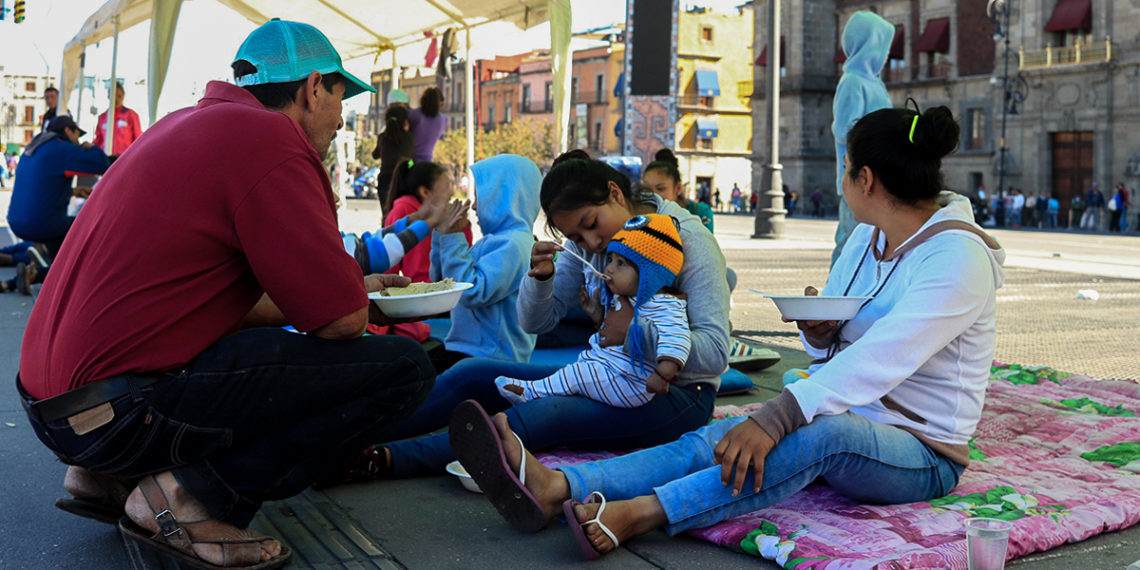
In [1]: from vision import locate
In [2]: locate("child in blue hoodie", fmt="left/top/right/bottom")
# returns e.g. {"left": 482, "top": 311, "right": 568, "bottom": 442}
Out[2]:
{"left": 832, "top": 11, "right": 894, "bottom": 266}
{"left": 428, "top": 154, "right": 541, "bottom": 365}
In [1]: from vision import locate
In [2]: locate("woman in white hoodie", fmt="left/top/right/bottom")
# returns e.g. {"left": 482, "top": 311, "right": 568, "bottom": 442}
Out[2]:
{"left": 450, "top": 104, "right": 1007, "bottom": 559}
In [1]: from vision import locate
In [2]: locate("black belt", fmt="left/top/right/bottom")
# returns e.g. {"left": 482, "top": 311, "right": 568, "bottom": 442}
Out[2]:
{"left": 20, "top": 374, "right": 160, "bottom": 424}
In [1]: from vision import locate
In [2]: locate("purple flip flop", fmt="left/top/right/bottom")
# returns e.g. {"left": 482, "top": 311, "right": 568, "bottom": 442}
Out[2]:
{"left": 562, "top": 492, "right": 619, "bottom": 560}
{"left": 449, "top": 399, "right": 547, "bottom": 532}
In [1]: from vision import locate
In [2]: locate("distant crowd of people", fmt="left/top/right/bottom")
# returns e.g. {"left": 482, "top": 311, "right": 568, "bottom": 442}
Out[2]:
{"left": 968, "top": 181, "right": 1132, "bottom": 232}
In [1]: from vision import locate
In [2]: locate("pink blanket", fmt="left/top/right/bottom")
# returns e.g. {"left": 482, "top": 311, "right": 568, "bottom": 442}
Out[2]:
{"left": 536, "top": 364, "right": 1140, "bottom": 568}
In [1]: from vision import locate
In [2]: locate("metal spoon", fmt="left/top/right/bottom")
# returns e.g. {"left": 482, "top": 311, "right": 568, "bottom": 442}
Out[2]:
{"left": 556, "top": 245, "right": 610, "bottom": 281}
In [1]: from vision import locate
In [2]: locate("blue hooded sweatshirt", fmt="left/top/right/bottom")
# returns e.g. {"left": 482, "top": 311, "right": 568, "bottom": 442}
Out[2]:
{"left": 832, "top": 11, "right": 894, "bottom": 197}
{"left": 430, "top": 154, "right": 540, "bottom": 362}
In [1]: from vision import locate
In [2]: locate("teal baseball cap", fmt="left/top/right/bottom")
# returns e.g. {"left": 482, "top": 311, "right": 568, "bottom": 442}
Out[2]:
{"left": 233, "top": 19, "right": 375, "bottom": 99}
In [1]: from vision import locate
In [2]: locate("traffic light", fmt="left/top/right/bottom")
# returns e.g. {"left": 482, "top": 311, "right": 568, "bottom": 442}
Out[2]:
{"left": 13, "top": 0, "right": 25, "bottom": 23}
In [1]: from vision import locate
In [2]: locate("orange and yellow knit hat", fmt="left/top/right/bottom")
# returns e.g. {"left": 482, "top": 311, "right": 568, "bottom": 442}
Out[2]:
{"left": 606, "top": 214, "right": 684, "bottom": 309}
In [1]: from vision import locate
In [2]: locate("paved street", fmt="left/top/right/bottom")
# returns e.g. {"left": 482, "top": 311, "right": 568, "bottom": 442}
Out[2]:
{"left": 1, "top": 193, "right": 1137, "bottom": 568}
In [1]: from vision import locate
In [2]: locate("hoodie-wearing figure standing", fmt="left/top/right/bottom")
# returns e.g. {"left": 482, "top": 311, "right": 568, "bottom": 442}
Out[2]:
{"left": 428, "top": 154, "right": 541, "bottom": 364}
{"left": 831, "top": 11, "right": 894, "bottom": 267}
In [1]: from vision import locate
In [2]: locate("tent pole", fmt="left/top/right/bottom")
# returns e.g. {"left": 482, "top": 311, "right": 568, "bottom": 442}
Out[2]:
{"left": 76, "top": 50, "right": 86, "bottom": 130}
{"left": 465, "top": 27, "right": 475, "bottom": 181}
{"left": 391, "top": 49, "right": 399, "bottom": 90}
{"left": 104, "top": 15, "right": 120, "bottom": 155}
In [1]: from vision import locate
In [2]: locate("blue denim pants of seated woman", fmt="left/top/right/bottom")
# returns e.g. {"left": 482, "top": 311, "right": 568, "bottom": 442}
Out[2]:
{"left": 385, "top": 358, "right": 717, "bottom": 478}
{"left": 559, "top": 412, "right": 965, "bottom": 535}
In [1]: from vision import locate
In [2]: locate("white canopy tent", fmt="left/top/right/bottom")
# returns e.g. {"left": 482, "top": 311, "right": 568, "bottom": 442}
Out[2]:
{"left": 59, "top": 0, "right": 573, "bottom": 162}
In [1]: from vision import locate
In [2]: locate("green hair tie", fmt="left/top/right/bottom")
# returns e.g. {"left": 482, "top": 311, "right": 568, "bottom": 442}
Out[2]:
{"left": 908, "top": 116, "right": 919, "bottom": 144}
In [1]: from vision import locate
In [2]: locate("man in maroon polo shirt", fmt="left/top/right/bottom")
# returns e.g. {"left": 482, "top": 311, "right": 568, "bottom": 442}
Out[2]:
{"left": 17, "top": 20, "right": 434, "bottom": 568}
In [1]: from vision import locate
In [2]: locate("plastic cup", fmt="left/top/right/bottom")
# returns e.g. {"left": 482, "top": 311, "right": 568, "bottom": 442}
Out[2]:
{"left": 965, "top": 517, "right": 1013, "bottom": 570}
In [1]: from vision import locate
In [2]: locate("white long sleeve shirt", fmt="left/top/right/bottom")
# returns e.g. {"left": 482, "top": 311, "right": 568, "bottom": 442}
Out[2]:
{"left": 755, "top": 193, "right": 1005, "bottom": 465}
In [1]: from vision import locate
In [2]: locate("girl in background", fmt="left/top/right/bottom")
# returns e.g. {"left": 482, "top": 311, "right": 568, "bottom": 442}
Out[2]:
{"left": 372, "top": 106, "right": 414, "bottom": 216}
{"left": 381, "top": 160, "right": 471, "bottom": 343}
{"left": 642, "top": 149, "right": 714, "bottom": 233}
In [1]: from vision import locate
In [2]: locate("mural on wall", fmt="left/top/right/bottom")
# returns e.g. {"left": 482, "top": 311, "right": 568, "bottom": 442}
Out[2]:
{"left": 621, "top": 0, "right": 678, "bottom": 165}
{"left": 627, "top": 99, "right": 673, "bottom": 165}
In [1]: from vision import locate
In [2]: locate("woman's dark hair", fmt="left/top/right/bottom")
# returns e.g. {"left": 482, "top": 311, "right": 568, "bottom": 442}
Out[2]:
{"left": 232, "top": 60, "right": 343, "bottom": 109}
{"left": 380, "top": 106, "right": 410, "bottom": 149}
{"left": 846, "top": 105, "right": 960, "bottom": 205}
{"left": 540, "top": 149, "right": 641, "bottom": 236}
{"left": 643, "top": 148, "right": 682, "bottom": 186}
{"left": 421, "top": 87, "right": 444, "bottom": 117}
{"left": 385, "top": 159, "right": 447, "bottom": 213}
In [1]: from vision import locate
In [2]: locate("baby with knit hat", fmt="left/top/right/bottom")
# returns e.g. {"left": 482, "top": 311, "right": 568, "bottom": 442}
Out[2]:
{"left": 495, "top": 213, "right": 691, "bottom": 408}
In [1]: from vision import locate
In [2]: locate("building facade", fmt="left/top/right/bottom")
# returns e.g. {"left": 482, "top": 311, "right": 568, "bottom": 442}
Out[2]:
{"left": 751, "top": 0, "right": 1140, "bottom": 228}
{"left": 1, "top": 74, "right": 52, "bottom": 151}
{"left": 675, "top": 5, "right": 755, "bottom": 202}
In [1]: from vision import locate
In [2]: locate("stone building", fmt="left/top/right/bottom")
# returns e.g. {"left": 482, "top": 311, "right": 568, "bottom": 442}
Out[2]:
{"left": 751, "top": 0, "right": 1139, "bottom": 228}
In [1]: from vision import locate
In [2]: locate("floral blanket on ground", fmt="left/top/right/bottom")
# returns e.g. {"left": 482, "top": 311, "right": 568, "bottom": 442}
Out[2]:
{"left": 535, "top": 364, "right": 1140, "bottom": 569}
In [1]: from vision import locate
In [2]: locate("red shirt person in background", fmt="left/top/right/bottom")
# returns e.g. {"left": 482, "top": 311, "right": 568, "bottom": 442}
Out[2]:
{"left": 91, "top": 83, "right": 143, "bottom": 155}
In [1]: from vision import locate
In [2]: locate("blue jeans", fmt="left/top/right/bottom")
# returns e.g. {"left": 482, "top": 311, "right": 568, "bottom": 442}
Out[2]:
{"left": 560, "top": 412, "right": 964, "bottom": 535}
{"left": 385, "top": 357, "right": 717, "bottom": 478}
{"left": 20, "top": 328, "right": 434, "bottom": 527}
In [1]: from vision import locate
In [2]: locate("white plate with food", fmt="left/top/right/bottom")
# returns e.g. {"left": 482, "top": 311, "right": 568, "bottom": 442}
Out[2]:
{"left": 368, "top": 279, "right": 474, "bottom": 318}
{"left": 763, "top": 294, "right": 872, "bottom": 321}
{"left": 445, "top": 460, "right": 482, "bottom": 493}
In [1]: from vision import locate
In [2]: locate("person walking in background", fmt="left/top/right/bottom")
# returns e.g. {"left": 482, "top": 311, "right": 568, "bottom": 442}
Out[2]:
{"left": 408, "top": 87, "right": 447, "bottom": 162}
{"left": 730, "top": 184, "right": 742, "bottom": 212}
{"left": 1069, "top": 195, "right": 1085, "bottom": 229}
{"left": 1008, "top": 188, "right": 1024, "bottom": 228}
{"left": 1034, "top": 191, "right": 1048, "bottom": 228}
{"left": 831, "top": 11, "right": 894, "bottom": 266}
{"left": 1081, "top": 182, "right": 1104, "bottom": 231}
{"left": 1046, "top": 194, "right": 1059, "bottom": 228}
{"left": 1108, "top": 185, "right": 1123, "bottom": 232}
{"left": 810, "top": 186, "right": 824, "bottom": 217}
{"left": 91, "top": 82, "right": 143, "bottom": 156}
{"left": 713, "top": 187, "right": 722, "bottom": 212}
{"left": 1116, "top": 182, "right": 1131, "bottom": 232}
{"left": 1023, "top": 191, "right": 1036, "bottom": 227}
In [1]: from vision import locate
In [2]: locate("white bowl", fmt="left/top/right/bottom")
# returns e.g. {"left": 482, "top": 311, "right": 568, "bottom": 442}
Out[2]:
{"left": 369, "top": 282, "right": 474, "bottom": 319}
{"left": 766, "top": 295, "right": 872, "bottom": 321}
{"left": 445, "top": 460, "right": 482, "bottom": 493}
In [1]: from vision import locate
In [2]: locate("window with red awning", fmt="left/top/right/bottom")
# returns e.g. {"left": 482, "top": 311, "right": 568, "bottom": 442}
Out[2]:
{"left": 1044, "top": 0, "right": 1092, "bottom": 31}
{"left": 914, "top": 17, "right": 950, "bottom": 53}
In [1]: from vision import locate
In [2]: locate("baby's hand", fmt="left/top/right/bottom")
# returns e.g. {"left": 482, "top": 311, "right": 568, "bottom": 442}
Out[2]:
{"left": 646, "top": 372, "right": 670, "bottom": 394}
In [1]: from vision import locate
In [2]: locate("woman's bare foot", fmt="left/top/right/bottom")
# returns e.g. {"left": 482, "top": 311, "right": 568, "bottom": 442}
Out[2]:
{"left": 124, "top": 472, "right": 282, "bottom": 565}
{"left": 571, "top": 495, "right": 668, "bottom": 555}
{"left": 491, "top": 412, "right": 570, "bottom": 522}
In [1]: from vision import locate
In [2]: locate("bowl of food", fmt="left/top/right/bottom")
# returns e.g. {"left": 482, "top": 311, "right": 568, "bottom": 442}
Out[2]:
{"left": 765, "top": 295, "right": 872, "bottom": 321}
{"left": 445, "top": 460, "right": 482, "bottom": 493}
{"left": 368, "top": 279, "right": 474, "bottom": 319}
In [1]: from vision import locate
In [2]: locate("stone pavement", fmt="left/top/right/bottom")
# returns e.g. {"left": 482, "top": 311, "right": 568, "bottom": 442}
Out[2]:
{"left": 1, "top": 196, "right": 1138, "bottom": 568}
